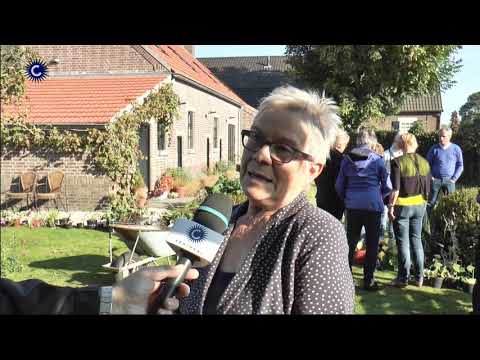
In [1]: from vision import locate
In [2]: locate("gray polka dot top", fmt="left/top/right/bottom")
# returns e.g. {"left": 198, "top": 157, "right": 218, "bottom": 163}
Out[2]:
{"left": 179, "top": 192, "right": 355, "bottom": 314}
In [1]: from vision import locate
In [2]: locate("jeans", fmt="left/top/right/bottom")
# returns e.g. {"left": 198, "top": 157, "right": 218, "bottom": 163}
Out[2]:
{"left": 427, "top": 177, "right": 455, "bottom": 214}
{"left": 346, "top": 209, "right": 382, "bottom": 284}
{"left": 392, "top": 204, "right": 426, "bottom": 283}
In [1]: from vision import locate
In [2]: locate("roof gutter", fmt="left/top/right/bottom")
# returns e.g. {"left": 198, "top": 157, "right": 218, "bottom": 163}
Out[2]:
{"left": 171, "top": 72, "right": 242, "bottom": 108}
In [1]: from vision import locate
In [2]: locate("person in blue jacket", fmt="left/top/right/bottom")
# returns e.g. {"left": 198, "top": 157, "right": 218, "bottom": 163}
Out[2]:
{"left": 426, "top": 127, "right": 464, "bottom": 215}
{"left": 336, "top": 128, "right": 392, "bottom": 291}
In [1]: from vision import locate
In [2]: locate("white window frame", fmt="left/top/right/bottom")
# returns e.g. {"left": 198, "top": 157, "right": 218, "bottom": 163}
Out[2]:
{"left": 397, "top": 117, "right": 418, "bottom": 132}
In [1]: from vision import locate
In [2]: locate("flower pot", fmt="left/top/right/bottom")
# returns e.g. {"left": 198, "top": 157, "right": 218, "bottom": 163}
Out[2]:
{"left": 31, "top": 219, "right": 43, "bottom": 228}
{"left": 353, "top": 249, "right": 366, "bottom": 266}
{"left": 175, "top": 186, "right": 188, "bottom": 198}
{"left": 87, "top": 220, "right": 97, "bottom": 229}
{"left": 433, "top": 277, "right": 444, "bottom": 289}
{"left": 464, "top": 282, "right": 475, "bottom": 295}
{"left": 134, "top": 186, "right": 149, "bottom": 208}
{"left": 13, "top": 219, "right": 22, "bottom": 228}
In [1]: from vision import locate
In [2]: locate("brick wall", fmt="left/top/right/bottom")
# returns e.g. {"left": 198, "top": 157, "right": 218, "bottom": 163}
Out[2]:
{"left": 147, "top": 80, "right": 242, "bottom": 189}
{"left": 25, "top": 45, "right": 166, "bottom": 74}
{"left": 1, "top": 150, "right": 112, "bottom": 211}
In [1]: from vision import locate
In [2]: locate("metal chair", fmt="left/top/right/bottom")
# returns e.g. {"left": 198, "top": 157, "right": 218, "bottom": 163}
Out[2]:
{"left": 35, "top": 170, "right": 68, "bottom": 211}
{"left": 5, "top": 172, "right": 37, "bottom": 210}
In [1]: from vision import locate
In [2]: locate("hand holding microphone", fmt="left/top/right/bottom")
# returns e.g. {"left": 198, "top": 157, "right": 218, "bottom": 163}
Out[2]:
{"left": 112, "top": 265, "right": 199, "bottom": 314}
{"left": 146, "top": 193, "right": 233, "bottom": 314}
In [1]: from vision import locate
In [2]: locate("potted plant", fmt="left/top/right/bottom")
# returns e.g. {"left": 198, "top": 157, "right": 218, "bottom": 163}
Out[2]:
{"left": 462, "top": 265, "right": 476, "bottom": 295}
{"left": 427, "top": 258, "right": 450, "bottom": 289}
{"left": 45, "top": 209, "right": 60, "bottom": 228}
{"left": 86, "top": 215, "right": 98, "bottom": 229}
{"left": 173, "top": 176, "right": 189, "bottom": 198}
{"left": 29, "top": 213, "right": 44, "bottom": 228}
{"left": 445, "top": 262, "right": 465, "bottom": 290}
{"left": 150, "top": 175, "right": 174, "bottom": 199}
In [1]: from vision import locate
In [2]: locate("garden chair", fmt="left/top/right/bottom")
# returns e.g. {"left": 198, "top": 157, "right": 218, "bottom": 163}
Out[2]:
{"left": 5, "top": 171, "right": 37, "bottom": 209}
{"left": 35, "top": 170, "right": 68, "bottom": 211}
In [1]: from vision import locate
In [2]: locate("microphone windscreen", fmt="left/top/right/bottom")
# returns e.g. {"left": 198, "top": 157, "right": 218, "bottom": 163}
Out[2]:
{"left": 193, "top": 193, "right": 233, "bottom": 233}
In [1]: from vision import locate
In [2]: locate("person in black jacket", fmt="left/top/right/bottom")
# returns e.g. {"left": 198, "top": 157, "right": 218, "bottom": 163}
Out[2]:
{"left": 315, "top": 129, "right": 350, "bottom": 220}
{"left": 0, "top": 265, "right": 199, "bottom": 315}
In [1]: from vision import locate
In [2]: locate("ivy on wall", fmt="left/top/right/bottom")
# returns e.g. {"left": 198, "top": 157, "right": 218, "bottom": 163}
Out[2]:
{"left": 1, "top": 69, "right": 180, "bottom": 220}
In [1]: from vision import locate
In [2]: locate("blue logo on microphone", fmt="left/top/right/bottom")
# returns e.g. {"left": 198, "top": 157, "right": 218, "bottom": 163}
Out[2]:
{"left": 187, "top": 225, "right": 207, "bottom": 243}
{"left": 25, "top": 58, "right": 49, "bottom": 82}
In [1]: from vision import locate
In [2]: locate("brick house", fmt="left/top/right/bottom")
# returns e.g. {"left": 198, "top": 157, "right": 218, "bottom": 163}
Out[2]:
{"left": 199, "top": 55, "right": 443, "bottom": 132}
{"left": 1, "top": 45, "right": 256, "bottom": 211}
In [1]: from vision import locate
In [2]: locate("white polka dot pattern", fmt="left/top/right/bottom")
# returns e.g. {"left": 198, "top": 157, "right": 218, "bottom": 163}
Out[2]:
{"left": 179, "top": 192, "right": 355, "bottom": 314}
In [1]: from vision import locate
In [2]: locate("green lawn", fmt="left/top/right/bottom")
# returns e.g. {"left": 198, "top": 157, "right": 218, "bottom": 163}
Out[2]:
{"left": 1, "top": 226, "right": 132, "bottom": 287}
{"left": 0, "top": 227, "right": 474, "bottom": 314}
{"left": 353, "top": 266, "right": 473, "bottom": 314}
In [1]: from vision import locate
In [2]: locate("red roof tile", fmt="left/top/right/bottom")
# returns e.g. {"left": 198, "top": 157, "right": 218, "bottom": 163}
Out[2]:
{"left": 2, "top": 75, "right": 168, "bottom": 125}
{"left": 146, "top": 45, "right": 245, "bottom": 106}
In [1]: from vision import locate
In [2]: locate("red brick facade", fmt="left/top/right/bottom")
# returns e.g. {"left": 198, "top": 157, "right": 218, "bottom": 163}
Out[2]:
{"left": 26, "top": 45, "right": 166, "bottom": 74}
{"left": 1, "top": 149, "right": 112, "bottom": 211}
{"left": 1, "top": 45, "right": 256, "bottom": 210}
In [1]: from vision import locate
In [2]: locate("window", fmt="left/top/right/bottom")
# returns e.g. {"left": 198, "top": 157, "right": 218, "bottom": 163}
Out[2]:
{"left": 213, "top": 117, "right": 219, "bottom": 148}
{"left": 188, "top": 111, "right": 194, "bottom": 149}
{"left": 397, "top": 117, "right": 417, "bottom": 132}
{"left": 157, "top": 121, "right": 166, "bottom": 151}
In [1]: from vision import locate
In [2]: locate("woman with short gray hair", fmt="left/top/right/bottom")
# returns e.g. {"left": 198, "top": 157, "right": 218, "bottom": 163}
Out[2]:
{"left": 180, "top": 85, "right": 355, "bottom": 314}
{"left": 336, "top": 127, "right": 392, "bottom": 291}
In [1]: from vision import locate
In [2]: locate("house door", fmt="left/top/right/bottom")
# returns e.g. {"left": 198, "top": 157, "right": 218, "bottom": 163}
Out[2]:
{"left": 228, "top": 124, "right": 235, "bottom": 164}
{"left": 138, "top": 124, "right": 150, "bottom": 189}
{"left": 177, "top": 136, "right": 183, "bottom": 168}
{"left": 219, "top": 139, "right": 222, "bottom": 161}
{"left": 206, "top": 138, "right": 210, "bottom": 170}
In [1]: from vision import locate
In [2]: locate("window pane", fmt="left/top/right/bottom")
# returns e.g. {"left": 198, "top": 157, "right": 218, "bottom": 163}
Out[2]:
{"left": 157, "top": 122, "right": 165, "bottom": 150}
{"left": 188, "top": 111, "right": 194, "bottom": 149}
{"left": 213, "top": 117, "right": 218, "bottom": 148}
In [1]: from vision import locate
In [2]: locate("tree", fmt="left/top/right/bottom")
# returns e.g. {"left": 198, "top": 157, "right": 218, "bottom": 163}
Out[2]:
{"left": 459, "top": 91, "right": 480, "bottom": 125}
{"left": 450, "top": 110, "right": 461, "bottom": 134}
{"left": 0, "top": 45, "right": 32, "bottom": 106}
{"left": 286, "top": 45, "right": 462, "bottom": 131}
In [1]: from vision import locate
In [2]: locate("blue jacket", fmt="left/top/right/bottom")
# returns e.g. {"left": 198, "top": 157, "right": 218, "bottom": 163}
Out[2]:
{"left": 335, "top": 146, "right": 392, "bottom": 213}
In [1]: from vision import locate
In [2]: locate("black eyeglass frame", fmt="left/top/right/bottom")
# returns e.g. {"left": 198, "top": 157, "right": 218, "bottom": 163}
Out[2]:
{"left": 241, "top": 129, "right": 315, "bottom": 164}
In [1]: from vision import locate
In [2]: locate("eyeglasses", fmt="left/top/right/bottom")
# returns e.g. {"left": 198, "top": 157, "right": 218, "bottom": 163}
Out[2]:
{"left": 241, "top": 129, "right": 314, "bottom": 164}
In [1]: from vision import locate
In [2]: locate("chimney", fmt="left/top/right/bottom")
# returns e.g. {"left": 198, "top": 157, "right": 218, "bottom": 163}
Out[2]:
{"left": 183, "top": 45, "right": 195, "bottom": 57}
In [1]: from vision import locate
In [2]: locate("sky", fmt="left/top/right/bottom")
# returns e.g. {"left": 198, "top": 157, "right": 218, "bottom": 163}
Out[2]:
{"left": 196, "top": 45, "right": 480, "bottom": 124}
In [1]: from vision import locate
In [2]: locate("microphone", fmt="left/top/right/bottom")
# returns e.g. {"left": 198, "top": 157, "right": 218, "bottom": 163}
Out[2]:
{"left": 147, "top": 193, "right": 233, "bottom": 314}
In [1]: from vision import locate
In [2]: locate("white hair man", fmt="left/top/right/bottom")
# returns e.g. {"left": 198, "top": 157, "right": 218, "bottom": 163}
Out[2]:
{"left": 426, "top": 126, "right": 464, "bottom": 214}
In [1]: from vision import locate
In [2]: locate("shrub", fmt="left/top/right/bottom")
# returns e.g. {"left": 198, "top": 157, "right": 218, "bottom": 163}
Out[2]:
{"left": 430, "top": 187, "right": 480, "bottom": 266}
{"left": 161, "top": 200, "right": 199, "bottom": 226}
{"left": 150, "top": 175, "right": 174, "bottom": 198}
{"left": 132, "top": 171, "right": 145, "bottom": 189}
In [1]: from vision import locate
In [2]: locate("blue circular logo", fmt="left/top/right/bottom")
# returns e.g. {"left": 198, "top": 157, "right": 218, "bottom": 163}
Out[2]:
{"left": 25, "top": 58, "right": 49, "bottom": 82}
{"left": 188, "top": 225, "right": 207, "bottom": 243}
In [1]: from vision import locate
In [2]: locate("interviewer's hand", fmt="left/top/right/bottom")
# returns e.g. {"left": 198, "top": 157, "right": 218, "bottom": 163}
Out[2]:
{"left": 112, "top": 265, "right": 199, "bottom": 315}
